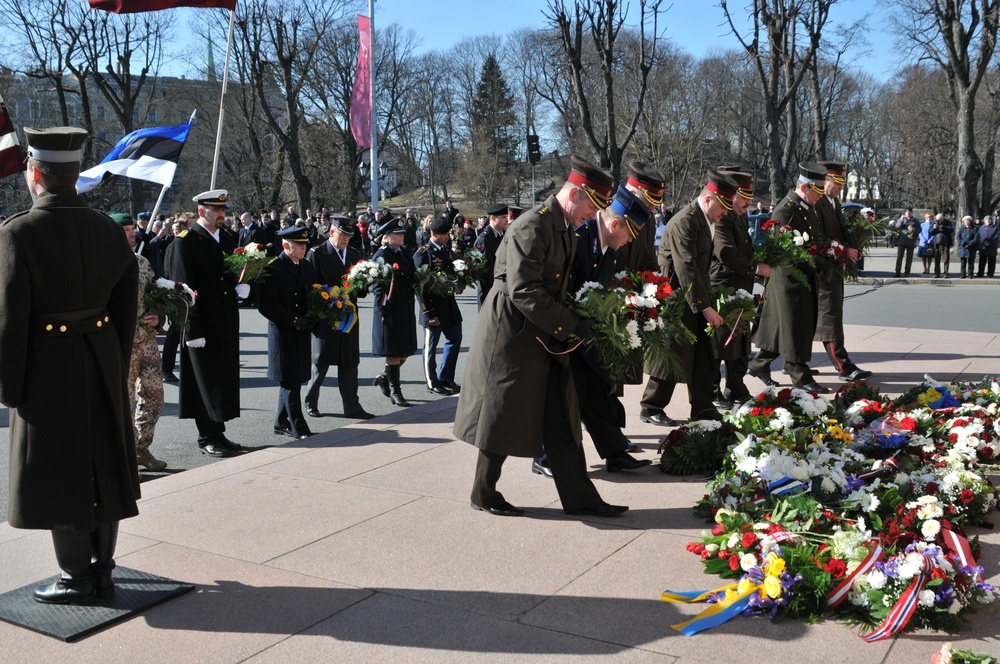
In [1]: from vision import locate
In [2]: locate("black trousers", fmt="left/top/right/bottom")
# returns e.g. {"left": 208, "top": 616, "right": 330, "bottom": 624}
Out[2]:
{"left": 161, "top": 324, "right": 180, "bottom": 372}
{"left": 713, "top": 353, "right": 751, "bottom": 401}
{"left": 305, "top": 358, "right": 360, "bottom": 413}
{"left": 894, "top": 245, "right": 915, "bottom": 276}
{"left": 934, "top": 249, "right": 951, "bottom": 276}
{"left": 471, "top": 362, "right": 603, "bottom": 512}
{"left": 749, "top": 349, "right": 815, "bottom": 387}
{"left": 571, "top": 354, "right": 628, "bottom": 459}
{"left": 978, "top": 252, "right": 997, "bottom": 277}
{"left": 275, "top": 382, "right": 310, "bottom": 437}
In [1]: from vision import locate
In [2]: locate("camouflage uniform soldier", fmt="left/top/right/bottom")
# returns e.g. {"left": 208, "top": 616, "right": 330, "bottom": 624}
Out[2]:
{"left": 113, "top": 213, "right": 167, "bottom": 471}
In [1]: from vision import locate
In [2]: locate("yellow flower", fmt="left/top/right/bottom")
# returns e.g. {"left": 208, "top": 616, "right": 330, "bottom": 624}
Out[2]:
{"left": 765, "top": 552, "right": 785, "bottom": 576}
{"left": 320, "top": 292, "right": 330, "bottom": 300}
{"left": 763, "top": 575, "right": 782, "bottom": 599}
{"left": 917, "top": 388, "right": 941, "bottom": 406}
{"left": 737, "top": 578, "right": 755, "bottom": 596}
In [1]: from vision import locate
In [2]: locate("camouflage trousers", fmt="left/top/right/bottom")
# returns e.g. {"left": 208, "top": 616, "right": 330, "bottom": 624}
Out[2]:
{"left": 129, "top": 331, "right": 164, "bottom": 452}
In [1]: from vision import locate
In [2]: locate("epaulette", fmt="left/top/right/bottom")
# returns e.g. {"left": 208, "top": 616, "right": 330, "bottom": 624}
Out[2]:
{"left": 538, "top": 205, "right": 549, "bottom": 216}
{"left": 176, "top": 229, "right": 190, "bottom": 238}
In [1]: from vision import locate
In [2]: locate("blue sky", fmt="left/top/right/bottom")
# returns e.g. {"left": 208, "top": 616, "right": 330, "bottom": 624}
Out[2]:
{"left": 374, "top": 0, "right": 897, "bottom": 81}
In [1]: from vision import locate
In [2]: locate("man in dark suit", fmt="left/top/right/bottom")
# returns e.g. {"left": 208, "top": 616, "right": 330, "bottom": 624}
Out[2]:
{"left": 304, "top": 217, "right": 373, "bottom": 419}
{"left": 639, "top": 170, "right": 734, "bottom": 424}
{"left": 259, "top": 226, "right": 315, "bottom": 439}
{"left": 165, "top": 190, "right": 248, "bottom": 456}
{"left": 473, "top": 203, "right": 509, "bottom": 308}
{"left": 0, "top": 126, "right": 139, "bottom": 605}
{"left": 749, "top": 162, "right": 829, "bottom": 393}
{"left": 454, "top": 155, "right": 627, "bottom": 518}
{"left": 414, "top": 217, "right": 464, "bottom": 395}
{"left": 710, "top": 168, "right": 772, "bottom": 408}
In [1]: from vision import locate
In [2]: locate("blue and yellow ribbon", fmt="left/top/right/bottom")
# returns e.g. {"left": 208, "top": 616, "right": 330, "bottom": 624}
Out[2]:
{"left": 661, "top": 583, "right": 757, "bottom": 636}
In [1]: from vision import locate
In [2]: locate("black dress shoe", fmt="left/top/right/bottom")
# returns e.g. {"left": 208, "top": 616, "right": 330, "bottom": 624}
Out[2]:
{"left": 162, "top": 371, "right": 179, "bottom": 383}
{"left": 345, "top": 408, "right": 376, "bottom": 420}
{"left": 624, "top": 441, "right": 640, "bottom": 453}
{"left": 840, "top": 368, "right": 873, "bottom": 381}
{"left": 33, "top": 577, "right": 96, "bottom": 605}
{"left": 565, "top": 502, "right": 629, "bottom": 517}
{"left": 217, "top": 436, "right": 243, "bottom": 451}
{"left": 470, "top": 501, "right": 524, "bottom": 517}
{"left": 799, "top": 382, "right": 831, "bottom": 394}
{"left": 199, "top": 442, "right": 232, "bottom": 457}
{"left": 531, "top": 459, "right": 554, "bottom": 478}
{"left": 305, "top": 405, "right": 322, "bottom": 417}
{"left": 639, "top": 412, "right": 679, "bottom": 426}
{"left": 273, "top": 425, "right": 295, "bottom": 438}
{"left": 606, "top": 451, "right": 652, "bottom": 472}
{"left": 712, "top": 396, "right": 734, "bottom": 410}
{"left": 427, "top": 384, "right": 452, "bottom": 395}
{"left": 441, "top": 381, "right": 461, "bottom": 394}
{"left": 748, "top": 369, "right": 779, "bottom": 387}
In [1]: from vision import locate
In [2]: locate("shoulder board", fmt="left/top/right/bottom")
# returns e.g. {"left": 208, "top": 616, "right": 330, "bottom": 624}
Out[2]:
{"left": 176, "top": 229, "right": 190, "bottom": 238}
{"left": 537, "top": 206, "right": 549, "bottom": 216}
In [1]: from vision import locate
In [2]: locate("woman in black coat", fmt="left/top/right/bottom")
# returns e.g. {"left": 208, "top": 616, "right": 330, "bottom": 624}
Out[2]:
{"left": 956, "top": 216, "right": 978, "bottom": 278}
{"left": 371, "top": 218, "right": 418, "bottom": 406}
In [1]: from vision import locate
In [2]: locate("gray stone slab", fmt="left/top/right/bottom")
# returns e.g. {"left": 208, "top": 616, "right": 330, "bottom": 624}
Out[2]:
{"left": 0, "top": 567, "right": 193, "bottom": 642}
{"left": 245, "top": 591, "right": 677, "bottom": 663}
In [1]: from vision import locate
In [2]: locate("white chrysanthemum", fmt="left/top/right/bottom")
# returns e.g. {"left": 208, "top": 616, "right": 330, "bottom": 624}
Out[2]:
{"left": 625, "top": 320, "right": 641, "bottom": 349}
{"left": 452, "top": 259, "right": 468, "bottom": 273}
{"left": 155, "top": 277, "right": 176, "bottom": 289}
{"left": 921, "top": 519, "right": 941, "bottom": 541}
{"left": 918, "top": 589, "right": 937, "bottom": 607}
{"left": 768, "top": 408, "right": 795, "bottom": 431}
{"left": 740, "top": 553, "right": 758, "bottom": 571}
{"left": 574, "top": 281, "right": 601, "bottom": 302}
{"left": 692, "top": 419, "right": 723, "bottom": 432}
{"left": 726, "top": 533, "right": 740, "bottom": 549}
{"left": 867, "top": 569, "right": 887, "bottom": 590}
{"left": 859, "top": 492, "right": 880, "bottom": 513}
{"left": 642, "top": 318, "right": 658, "bottom": 332}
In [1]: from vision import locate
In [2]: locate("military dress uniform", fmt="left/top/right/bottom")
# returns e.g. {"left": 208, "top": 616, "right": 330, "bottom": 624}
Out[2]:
{"left": 474, "top": 203, "right": 510, "bottom": 308}
{"left": 454, "top": 155, "right": 621, "bottom": 516}
{"left": 0, "top": 127, "right": 139, "bottom": 604}
{"left": 371, "top": 218, "right": 419, "bottom": 406}
{"left": 414, "top": 220, "right": 464, "bottom": 394}
{"left": 259, "top": 227, "right": 316, "bottom": 439}
{"left": 165, "top": 190, "right": 242, "bottom": 453}
{"left": 304, "top": 218, "right": 369, "bottom": 418}
{"left": 750, "top": 163, "right": 827, "bottom": 389}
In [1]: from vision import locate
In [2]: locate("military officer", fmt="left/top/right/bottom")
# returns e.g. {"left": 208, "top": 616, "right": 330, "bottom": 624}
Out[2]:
{"left": 709, "top": 169, "right": 772, "bottom": 408}
{"left": 454, "top": 155, "right": 628, "bottom": 518}
{"left": 414, "top": 216, "right": 465, "bottom": 395}
{"left": 259, "top": 226, "right": 316, "bottom": 439}
{"left": 618, "top": 160, "right": 666, "bottom": 272}
{"left": 165, "top": 189, "right": 248, "bottom": 456}
{"left": 814, "top": 161, "right": 872, "bottom": 382}
{"left": 0, "top": 126, "right": 139, "bottom": 604}
{"left": 473, "top": 202, "right": 510, "bottom": 308}
{"left": 639, "top": 170, "right": 736, "bottom": 424}
{"left": 304, "top": 217, "right": 374, "bottom": 419}
{"left": 113, "top": 212, "right": 168, "bottom": 471}
{"left": 749, "top": 162, "right": 830, "bottom": 393}
{"left": 371, "top": 217, "right": 419, "bottom": 408}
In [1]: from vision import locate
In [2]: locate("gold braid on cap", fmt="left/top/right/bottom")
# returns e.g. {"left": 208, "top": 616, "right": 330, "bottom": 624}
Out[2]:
{"left": 621, "top": 214, "right": 640, "bottom": 239}
{"left": 737, "top": 186, "right": 754, "bottom": 200}
{"left": 809, "top": 181, "right": 825, "bottom": 195}
{"left": 827, "top": 173, "right": 847, "bottom": 185}
{"left": 579, "top": 182, "right": 612, "bottom": 211}
{"left": 637, "top": 187, "right": 662, "bottom": 207}
{"left": 714, "top": 193, "right": 734, "bottom": 211}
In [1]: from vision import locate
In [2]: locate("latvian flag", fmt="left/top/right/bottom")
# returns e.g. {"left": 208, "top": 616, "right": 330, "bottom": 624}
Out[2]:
{"left": 0, "top": 94, "right": 26, "bottom": 180}
{"left": 89, "top": 0, "right": 235, "bottom": 13}
{"left": 77, "top": 122, "right": 192, "bottom": 194}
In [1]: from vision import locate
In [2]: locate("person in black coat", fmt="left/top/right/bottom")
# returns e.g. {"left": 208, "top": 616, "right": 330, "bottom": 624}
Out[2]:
{"left": 304, "top": 217, "right": 373, "bottom": 419}
{"left": 414, "top": 217, "right": 464, "bottom": 395}
{"left": 259, "top": 226, "right": 316, "bottom": 439}
{"left": 474, "top": 203, "right": 509, "bottom": 308}
{"left": 371, "top": 218, "right": 418, "bottom": 407}
{"left": 165, "top": 190, "right": 247, "bottom": 457}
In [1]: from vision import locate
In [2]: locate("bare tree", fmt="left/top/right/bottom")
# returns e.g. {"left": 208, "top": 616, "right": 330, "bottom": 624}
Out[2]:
{"left": 720, "top": 0, "right": 833, "bottom": 202}
{"left": 892, "top": 0, "right": 1000, "bottom": 218}
{"left": 543, "top": 0, "right": 664, "bottom": 183}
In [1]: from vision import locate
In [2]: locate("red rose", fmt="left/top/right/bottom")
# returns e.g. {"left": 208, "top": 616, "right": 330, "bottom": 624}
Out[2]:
{"left": 925, "top": 482, "right": 940, "bottom": 496}
{"left": 931, "top": 568, "right": 948, "bottom": 581}
{"left": 256, "top": 243, "right": 265, "bottom": 250}
{"left": 824, "top": 559, "right": 847, "bottom": 579}
{"left": 762, "top": 407, "right": 775, "bottom": 417}
{"left": 646, "top": 307, "right": 658, "bottom": 320}
{"left": 741, "top": 532, "right": 757, "bottom": 548}
{"left": 776, "top": 388, "right": 793, "bottom": 403}
{"left": 948, "top": 433, "right": 959, "bottom": 443}
{"left": 393, "top": 263, "right": 400, "bottom": 270}
{"left": 960, "top": 489, "right": 976, "bottom": 504}
{"left": 980, "top": 446, "right": 994, "bottom": 458}
{"left": 750, "top": 407, "right": 763, "bottom": 417}
{"left": 953, "top": 419, "right": 969, "bottom": 427}
{"left": 729, "top": 555, "right": 740, "bottom": 571}
{"left": 711, "top": 523, "right": 726, "bottom": 536}
{"left": 898, "top": 417, "right": 918, "bottom": 431}
{"left": 234, "top": 247, "right": 245, "bottom": 255}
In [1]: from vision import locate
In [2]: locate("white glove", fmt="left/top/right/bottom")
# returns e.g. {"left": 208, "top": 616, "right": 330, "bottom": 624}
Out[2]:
{"left": 235, "top": 283, "right": 251, "bottom": 299}
{"left": 186, "top": 337, "right": 206, "bottom": 348}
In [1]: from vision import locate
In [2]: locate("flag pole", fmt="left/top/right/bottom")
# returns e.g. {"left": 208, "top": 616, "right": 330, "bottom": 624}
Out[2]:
{"left": 368, "top": 0, "right": 378, "bottom": 216}
{"left": 210, "top": 9, "right": 236, "bottom": 190}
{"left": 149, "top": 110, "right": 197, "bottom": 222}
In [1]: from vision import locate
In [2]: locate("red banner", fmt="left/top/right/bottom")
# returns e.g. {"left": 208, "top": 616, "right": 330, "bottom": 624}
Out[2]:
{"left": 349, "top": 14, "right": 372, "bottom": 148}
{"left": 88, "top": 0, "right": 236, "bottom": 13}
{"left": 0, "top": 94, "right": 25, "bottom": 180}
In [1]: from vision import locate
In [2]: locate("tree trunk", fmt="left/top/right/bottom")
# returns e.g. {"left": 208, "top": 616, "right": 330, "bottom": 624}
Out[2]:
{"left": 956, "top": 92, "right": 980, "bottom": 219}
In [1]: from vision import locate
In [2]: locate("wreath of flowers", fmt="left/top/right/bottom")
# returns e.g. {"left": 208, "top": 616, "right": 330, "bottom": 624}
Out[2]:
{"left": 143, "top": 277, "right": 197, "bottom": 330}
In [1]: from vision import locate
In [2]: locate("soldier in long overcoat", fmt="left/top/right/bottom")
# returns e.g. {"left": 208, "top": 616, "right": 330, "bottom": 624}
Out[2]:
{"left": 0, "top": 127, "right": 139, "bottom": 604}
{"left": 709, "top": 169, "right": 772, "bottom": 406}
{"left": 453, "top": 156, "right": 626, "bottom": 517}
{"left": 371, "top": 218, "right": 418, "bottom": 407}
{"left": 813, "top": 161, "right": 871, "bottom": 382}
{"left": 750, "top": 162, "right": 829, "bottom": 392}
{"left": 259, "top": 226, "right": 315, "bottom": 439}
{"left": 473, "top": 203, "right": 509, "bottom": 308}
{"left": 165, "top": 190, "right": 244, "bottom": 456}
{"left": 304, "top": 217, "right": 372, "bottom": 419}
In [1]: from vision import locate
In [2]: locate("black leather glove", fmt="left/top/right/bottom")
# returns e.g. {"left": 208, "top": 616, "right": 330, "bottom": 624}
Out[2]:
{"left": 293, "top": 316, "right": 308, "bottom": 331}
{"left": 573, "top": 317, "right": 593, "bottom": 340}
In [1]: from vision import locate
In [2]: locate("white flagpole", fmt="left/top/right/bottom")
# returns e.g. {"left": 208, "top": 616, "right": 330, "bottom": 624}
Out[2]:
{"left": 210, "top": 9, "right": 236, "bottom": 190}
{"left": 369, "top": 0, "right": 379, "bottom": 216}
{"left": 149, "top": 110, "right": 197, "bottom": 222}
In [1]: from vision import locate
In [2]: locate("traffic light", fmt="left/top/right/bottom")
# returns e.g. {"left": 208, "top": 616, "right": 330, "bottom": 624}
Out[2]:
{"left": 526, "top": 134, "right": 541, "bottom": 164}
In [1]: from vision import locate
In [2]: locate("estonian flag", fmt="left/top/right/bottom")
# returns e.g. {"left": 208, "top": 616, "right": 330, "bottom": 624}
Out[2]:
{"left": 77, "top": 122, "right": 191, "bottom": 194}
{"left": 88, "top": 0, "right": 235, "bottom": 13}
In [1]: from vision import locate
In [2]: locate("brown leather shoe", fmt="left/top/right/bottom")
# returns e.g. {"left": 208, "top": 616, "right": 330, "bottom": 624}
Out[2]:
{"left": 136, "top": 448, "right": 167, "bottom": 471}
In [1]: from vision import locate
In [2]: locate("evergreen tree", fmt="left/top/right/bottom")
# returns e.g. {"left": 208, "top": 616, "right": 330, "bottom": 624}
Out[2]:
{"left": 466, "top": 54, "right": 519, "bottom": 204}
